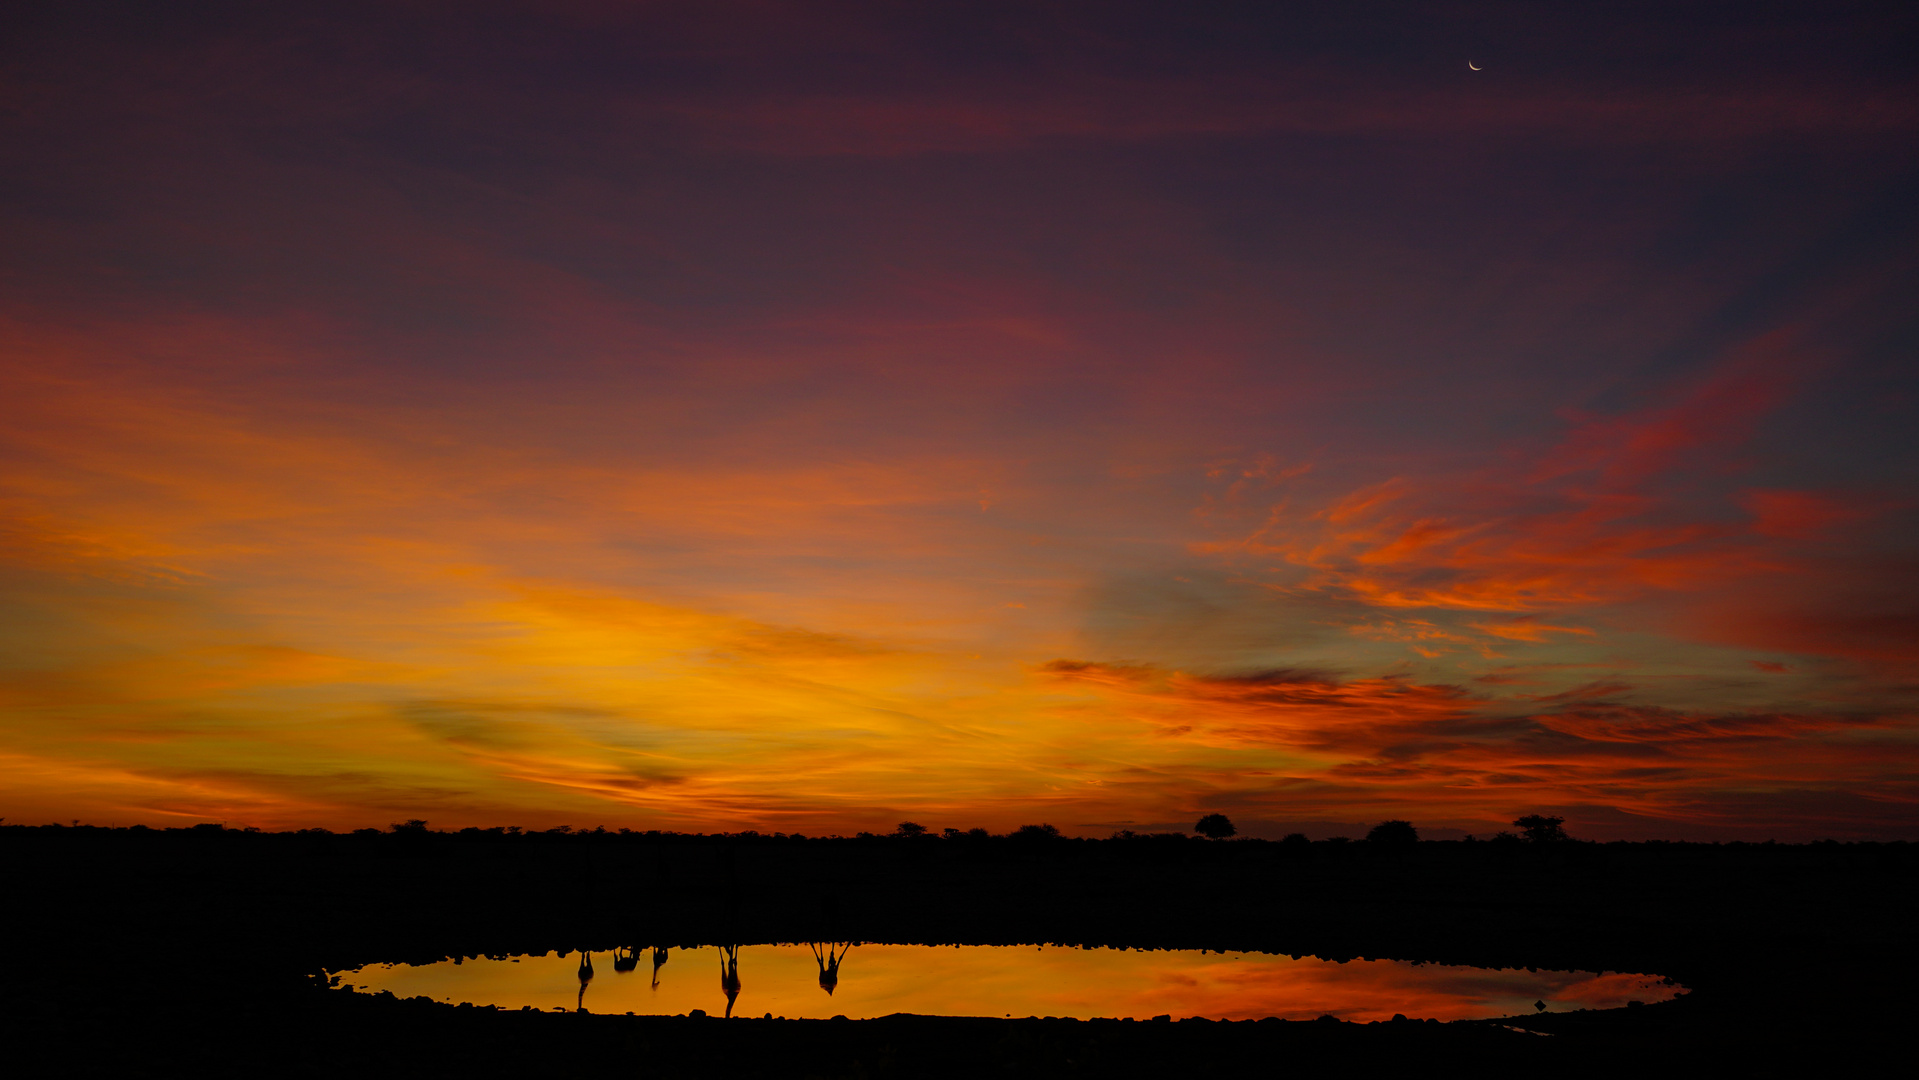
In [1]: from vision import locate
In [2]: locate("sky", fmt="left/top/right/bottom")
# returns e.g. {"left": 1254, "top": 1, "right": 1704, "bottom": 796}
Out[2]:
{"left": 2, "top": 1, "right": 1916, "bottom": 839}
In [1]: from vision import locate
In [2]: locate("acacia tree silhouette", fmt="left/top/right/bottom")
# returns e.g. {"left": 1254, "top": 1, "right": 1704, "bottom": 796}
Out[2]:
{"left": 1194, "top": 813, "right": 1235, "bottom": 839}
{"left": 1514, "top": 815, "right": 1569, "bottom": 843}
{"left": 1366, "top": 820, "right": 1418, "bottom": 845}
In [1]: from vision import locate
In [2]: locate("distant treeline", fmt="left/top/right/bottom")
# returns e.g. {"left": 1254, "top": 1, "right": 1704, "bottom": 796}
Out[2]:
{"left": 2, "top": 819, "right": 1907, "bottom": 851}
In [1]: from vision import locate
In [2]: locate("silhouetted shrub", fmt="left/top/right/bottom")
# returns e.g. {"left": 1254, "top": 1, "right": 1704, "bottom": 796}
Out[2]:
{"left": 1514, "top": 815, "right": 1569, "bottom": 843}
{"left": 1366, "top": 820, "right": 1418, "bottom": 845}
{"left": 1194, "top": 813, "right": 1236, "bottom": 839}
{"left": 893, "top": 822, "right": 927, "bottom": 838}
{"left": 1012, "top": 823, "right": 1061, "bottom": 841}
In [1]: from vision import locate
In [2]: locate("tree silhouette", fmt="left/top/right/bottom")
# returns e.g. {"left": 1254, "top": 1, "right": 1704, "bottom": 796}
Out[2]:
{"left": 892, "top": 822, "right": 927, "bottom": 838}
{"left": 1514, "top": 814, "right": 1568, "bottom": 843}
{"left": 1366, "top": 820, "right": 1418, "bottom": 845}
{"left": 1194, "top": 813, "right": 1235, "bottom": 839}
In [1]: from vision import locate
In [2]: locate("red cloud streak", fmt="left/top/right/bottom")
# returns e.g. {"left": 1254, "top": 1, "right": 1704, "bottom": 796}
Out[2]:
{"left": 1042, "top": 660, "right": 1917, "bottom": 839}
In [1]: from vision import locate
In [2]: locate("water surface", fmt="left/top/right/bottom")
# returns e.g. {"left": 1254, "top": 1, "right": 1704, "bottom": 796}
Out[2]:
{"left": 340, "top": 944, "right": 1681, "bottom": 1022}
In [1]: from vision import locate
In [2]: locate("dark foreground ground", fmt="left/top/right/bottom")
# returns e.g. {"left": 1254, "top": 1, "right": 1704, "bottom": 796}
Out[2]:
{"left": 2, "top": 826, "right": 1913, "bottom": 1076}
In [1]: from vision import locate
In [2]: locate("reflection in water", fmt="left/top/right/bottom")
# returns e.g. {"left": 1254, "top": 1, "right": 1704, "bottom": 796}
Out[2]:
{"left": 810, "top": 941, "right": 855, "bottom": 996}
{"left": 341, "top": 944, "right": 1685, "bottom": 1022}
{"left": 611, "top": 947, "right": 638, "bottom": 974}
{"left": 719, "top": 945, "right": 742, "bottom": 1019}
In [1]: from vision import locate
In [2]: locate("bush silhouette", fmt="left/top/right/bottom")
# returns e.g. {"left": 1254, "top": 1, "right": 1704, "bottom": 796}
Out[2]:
{"left": 1194, "top": 813, "right": 1236, "bottom": 839}
{"left": 1514, "top": 814, "right": 1569, "bottom": 843}
{"left": 1012, "top": 823, "right": 1061, "bottom": 841}
{"left": 893, "top": 822, "right": 927, "bottom": 838}
{"left": 1366, "top": 820, "right": 1418, "bottom": 845}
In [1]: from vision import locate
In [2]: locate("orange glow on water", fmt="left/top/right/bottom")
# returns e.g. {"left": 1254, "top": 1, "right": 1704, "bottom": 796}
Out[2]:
{"left": 341, "top": 946, "right": 1681, "bottom": 1022}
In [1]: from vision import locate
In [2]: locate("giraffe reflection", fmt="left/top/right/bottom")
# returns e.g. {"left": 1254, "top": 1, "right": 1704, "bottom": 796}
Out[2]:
{"left": 652, "top": 946, "right": 668, "bottom": 989}
{"left": 718, "top": 945, "right": 741, "bottom": 1018}
{"left": 575, "top": 949, "right": 594, "bottom": 1012}
{"left": 611, "top": 946, "right": 638, "bottom": 974}
{"left": 810, "top": 942, "right": 856, "bottom": 996}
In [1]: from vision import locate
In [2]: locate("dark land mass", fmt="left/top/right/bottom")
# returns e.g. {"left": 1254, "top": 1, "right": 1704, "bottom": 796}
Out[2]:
{"left": 2, "top": 825, "right": 1912, "bottom": 1076}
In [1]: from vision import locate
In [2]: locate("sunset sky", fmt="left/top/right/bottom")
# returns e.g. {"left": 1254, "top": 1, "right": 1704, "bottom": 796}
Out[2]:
{"left": 3, "top": 1, "right": 1915, "bottom": 839}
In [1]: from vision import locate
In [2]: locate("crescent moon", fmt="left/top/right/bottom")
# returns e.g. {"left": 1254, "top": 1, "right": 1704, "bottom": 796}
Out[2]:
{"left": 1468, "top": 61, "right": 1481, "bottom": 71}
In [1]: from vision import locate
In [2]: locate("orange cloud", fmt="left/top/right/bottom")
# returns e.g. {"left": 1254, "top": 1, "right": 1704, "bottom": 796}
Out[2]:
{"left": 1187, "top": 333, "right": 1910, "bottom": 680}
{"left": 1467, "top": 619, "right": 1594, "bottom": 643}
{"left": 4, "top": 320, "right": 1909, "bottom": 839}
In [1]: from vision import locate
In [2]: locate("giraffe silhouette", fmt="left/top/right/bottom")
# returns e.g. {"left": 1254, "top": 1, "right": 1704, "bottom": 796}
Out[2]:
{"left": 718, "top": 945, "right": 742, "bottom": 1018}
{"left": 810, "top": 941, "right": 855, "bottom": 996}
{"left": 651, "top": 946, "right": 669, "bottom": 989}
{"left": 611, "top": 946, "right": 638, "bottom": 974}
{"left": 576, "top": 949, "right": 595, "bottom": 1012}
